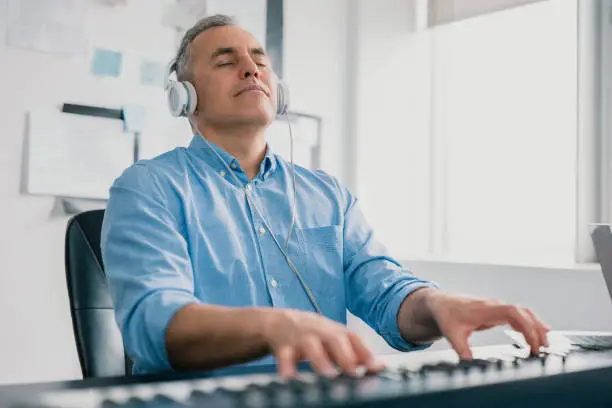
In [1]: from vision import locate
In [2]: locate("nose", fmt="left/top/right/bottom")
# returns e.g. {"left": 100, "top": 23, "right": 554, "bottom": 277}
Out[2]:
{"left": 238, "top": 57, "right": 260, "bottom": 80}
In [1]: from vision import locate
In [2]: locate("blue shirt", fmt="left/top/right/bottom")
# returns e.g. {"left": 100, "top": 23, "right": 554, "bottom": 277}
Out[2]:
{"left": 101, "top": 134, "right": 437, "bottom": 375}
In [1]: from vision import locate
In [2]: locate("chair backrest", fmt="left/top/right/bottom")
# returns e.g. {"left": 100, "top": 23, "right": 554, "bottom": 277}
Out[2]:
{"left": 64, "top": 209, "right": 131, "bottom": 378}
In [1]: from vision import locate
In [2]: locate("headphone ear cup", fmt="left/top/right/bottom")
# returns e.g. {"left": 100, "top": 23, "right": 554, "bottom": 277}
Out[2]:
{"left": 167, "top": 80, "right": 187, "bottom": 117}
{"left": 183, "top": 81, "right": 197, "bottom": 116}
{"left": 167, "top": 80, "right": 198, "bottom": 117}
{"left": 276, "top": 79, "right": 289, "bottom": 116}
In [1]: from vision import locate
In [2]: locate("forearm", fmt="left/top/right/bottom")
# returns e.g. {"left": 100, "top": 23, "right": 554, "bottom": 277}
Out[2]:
{"left": 397, "top": 288, "right": 443, "bottom": 344}
{"left": 165, "top": 304, "right": 277, "bottom": 371}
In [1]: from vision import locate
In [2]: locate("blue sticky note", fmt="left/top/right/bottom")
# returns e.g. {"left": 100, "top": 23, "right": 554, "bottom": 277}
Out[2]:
{"left": 140, "top": 59, "right": 166, "bottom": 87}
{"left": 91, "top": 48, "right": 123, "bottom": 77}
{"left": 122, "top": 104, "right": 147, "bottom": 133}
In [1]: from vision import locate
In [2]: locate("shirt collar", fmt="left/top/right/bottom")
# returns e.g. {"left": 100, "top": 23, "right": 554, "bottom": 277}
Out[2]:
{"left": 187, "top": 134, "right": 277, "bottom": 179}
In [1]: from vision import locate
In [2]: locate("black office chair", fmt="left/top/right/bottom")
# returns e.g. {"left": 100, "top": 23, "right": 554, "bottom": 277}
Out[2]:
{"left": 64, "top": 209, "right": 132, "bottom": 379}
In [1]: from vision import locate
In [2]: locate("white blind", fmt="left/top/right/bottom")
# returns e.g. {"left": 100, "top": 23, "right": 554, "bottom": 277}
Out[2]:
{"left": 354, "top": 0, "right": 432, "bottom": 259}
{"left": 439, "top": 0, "right": 578, "bottom": 265}
{"left": 355, "top": 0, "right": 578, "bottom": 265}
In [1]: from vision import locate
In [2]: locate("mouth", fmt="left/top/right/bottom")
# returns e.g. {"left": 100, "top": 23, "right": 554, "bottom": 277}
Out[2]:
{"left": 235, "top": 84, "right": 270, "bottom": 97}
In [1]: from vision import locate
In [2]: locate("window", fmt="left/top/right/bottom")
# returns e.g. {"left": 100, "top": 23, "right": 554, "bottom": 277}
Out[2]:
{"left": 356, "top": 0, "right": 586, "bottom": 266}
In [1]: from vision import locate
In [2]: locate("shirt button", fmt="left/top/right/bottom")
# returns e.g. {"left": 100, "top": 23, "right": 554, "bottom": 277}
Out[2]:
{"left": 270, "top": 279, "right": 278, "bottom": 288}
{"left": 231, "top": 163, "right": 237, "bottom": 169}
{"left": 246, "top": 184, "right": 252, "bottom": 191}
{"left": 259, "top": 226, "right": 266, "bottom": 236}
{"left": 219, "top": 170, "right": 226, "bottom": 177}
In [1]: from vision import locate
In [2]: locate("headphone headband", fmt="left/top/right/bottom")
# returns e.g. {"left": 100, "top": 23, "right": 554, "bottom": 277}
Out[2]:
{"left": 164, "top": 60, "right": 177, "bottom": 90}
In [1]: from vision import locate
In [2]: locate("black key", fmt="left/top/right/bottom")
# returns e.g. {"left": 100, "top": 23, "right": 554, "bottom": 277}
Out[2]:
{"left": 336, "top": 373, "right": 360, "bottom": 382}
{"left": 471, "top": 359, "right": 492, "bottom": 368}
{"left": 189, "top": 389, "right": 211, "bottom": 403}
{"left": 397, "top": 367, "right": 413, "bottom": 381}
{"left": 456, "top": 360, "right": 474, "bottom": 371}
{"left": 126, "top": 397, "right": 148, "bottom": 407}
{"left": 420, "top": 362, "right": 456, "bottom": 374}
{"left": 316, "top": 376, "right": 334, "bottom": 391}
{"left": 190, "top": 388, "right": 235, "bottom": 405}
{"left": 522, "top": 353, "right": 546, "bottom": 363}
{"left": 150, "top": 394, "right": 187, "bottom": 407}
{"left": 103, "top": 397, "right": 149, "bottom": 408}
{"left": 286, "top": 378, "right": 311, "bottom": 394}
{"left": 419, "top": 364, "right": 437, "bottom": 372}
{"left": 436, "top": 362, "right": 457, "bottom": 370}
{"left": 266, "top": 380, "right": 285, "bottom": 390}
{"left": 455, "top": 359, "right": 491, "bottom": 372}
{"left": 242, "top": 383, "right": 274, "bottom": 398}
{"left": 238, "top": 384, "right": 271, "bottom": 406}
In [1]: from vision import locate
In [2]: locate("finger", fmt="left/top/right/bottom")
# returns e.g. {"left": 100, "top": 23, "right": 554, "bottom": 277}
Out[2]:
{"left": 301, "top": 336, "right": 337, "bottom": 377}
{"left": 474, "top": 323, "right": 496, "bottom": 331}
{"left": 502, "top": 306, "right": 541, "bottom": 354}
{"left": 446, "top": 327, "right": 473, "bottom": 360}
{"left": 347, "top": 332, "right": 386, "bottom": 373}
{"left": 524, "top": 308, "right": 550, "bottom": 348}
{"left": 478, "top": 304, "right": 541, "bottom": 353}
{"left": 521, "top": 309, "right": 546, "bottom": 350}
{"left": 276, "top": 346, "right": 298, "bottom": 379}
{"left": 323, "top": 333, "right": 358, "bottom": 376}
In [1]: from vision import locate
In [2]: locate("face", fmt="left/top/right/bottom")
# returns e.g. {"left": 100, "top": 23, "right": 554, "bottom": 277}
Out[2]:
{"left": 187, "top": 25, "right": 277, "bottom": 128}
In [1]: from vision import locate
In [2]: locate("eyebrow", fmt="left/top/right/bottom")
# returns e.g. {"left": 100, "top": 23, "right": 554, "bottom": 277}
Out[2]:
{"left": 210, "top": 47, "right": 267, "bottom": 61}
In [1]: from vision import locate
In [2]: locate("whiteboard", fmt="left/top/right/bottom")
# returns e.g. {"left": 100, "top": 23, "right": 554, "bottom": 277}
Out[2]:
{"left": 25, "top": 110, "right": 133, "bottom": 200}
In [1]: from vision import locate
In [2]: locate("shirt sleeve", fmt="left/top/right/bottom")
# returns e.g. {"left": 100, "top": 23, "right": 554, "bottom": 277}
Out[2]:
{"left": 340, "top": 187, "right": 439, "bottom": 352}
{"left": 100, "top": 163, "right": 199, "bottom": 373}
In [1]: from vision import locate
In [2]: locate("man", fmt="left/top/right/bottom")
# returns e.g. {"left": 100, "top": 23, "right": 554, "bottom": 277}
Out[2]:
{"left": 101, "top": 14, "right": 549, "bottom": 379}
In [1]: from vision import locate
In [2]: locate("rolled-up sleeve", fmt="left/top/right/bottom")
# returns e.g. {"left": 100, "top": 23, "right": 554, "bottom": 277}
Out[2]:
{"left": 100, "top": 164, "right": 199, "bottom": 373}
{"left": 341, "top": 190, "right": 438, "bottom": 352}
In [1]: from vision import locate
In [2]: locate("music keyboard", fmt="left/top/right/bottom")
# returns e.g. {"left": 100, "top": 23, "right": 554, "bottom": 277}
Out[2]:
{"left": 8, "top": 345, "right": 612, "bottom": 408}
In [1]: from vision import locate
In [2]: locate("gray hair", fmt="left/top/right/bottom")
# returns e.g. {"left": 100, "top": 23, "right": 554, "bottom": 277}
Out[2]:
{"left": 174, "top": 14, "right": 238, "bottom": 81}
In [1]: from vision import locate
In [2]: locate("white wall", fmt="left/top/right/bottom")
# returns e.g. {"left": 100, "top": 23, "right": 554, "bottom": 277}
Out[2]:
{"left": 0, "top": 0, "right": 350, "bottom": 385}
{"left": 283, "top": 0, "right": 349, "bottom": 180}
{"left": 350, "top": 0, "right": 433, "bottom": 259}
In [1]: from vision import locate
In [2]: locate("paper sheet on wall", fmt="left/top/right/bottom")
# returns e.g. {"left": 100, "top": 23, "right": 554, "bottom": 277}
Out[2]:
{"left": 6, "top": 0, "right": 88, "bottom": 56}
{"left": 25, "top": 110, "right": 133, "bottom": 200}
{"left": 161, "top": 1, "right": 207, "bottom": 31}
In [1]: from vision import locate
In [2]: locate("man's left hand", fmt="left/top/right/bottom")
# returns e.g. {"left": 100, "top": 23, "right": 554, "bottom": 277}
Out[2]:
{"left": 425, "top": 291, "right": 550, "bottom": 359}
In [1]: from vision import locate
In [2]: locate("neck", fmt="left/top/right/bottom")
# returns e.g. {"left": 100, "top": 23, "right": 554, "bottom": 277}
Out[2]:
{"left": 196, "top": 122, "right": 267, "bottom": 181}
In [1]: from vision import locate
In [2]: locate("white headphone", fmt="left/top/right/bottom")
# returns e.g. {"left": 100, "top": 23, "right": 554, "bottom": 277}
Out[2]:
{"left": 164, "top": 59, "right": 290, "bottom": 118}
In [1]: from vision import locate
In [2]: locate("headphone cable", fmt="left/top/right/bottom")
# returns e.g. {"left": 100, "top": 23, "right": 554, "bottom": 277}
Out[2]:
{"left": 201, "top": 115, "right": 322, "bottom": 315}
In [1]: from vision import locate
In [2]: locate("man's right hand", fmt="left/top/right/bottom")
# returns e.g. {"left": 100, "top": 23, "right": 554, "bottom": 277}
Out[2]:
{"left": 262, "top": 309, "right": 386, "bottom": 379}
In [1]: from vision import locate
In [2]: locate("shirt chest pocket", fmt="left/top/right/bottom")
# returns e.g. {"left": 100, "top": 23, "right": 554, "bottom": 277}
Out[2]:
{"left": 294, "top": 225, "right": 344, "bottom": 302}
